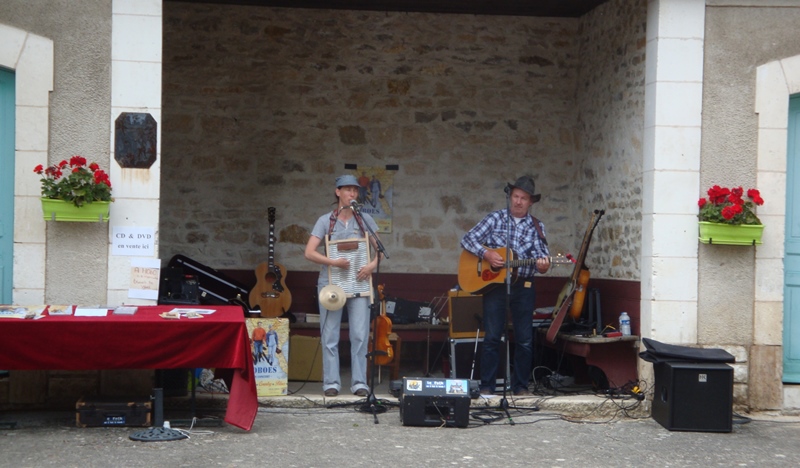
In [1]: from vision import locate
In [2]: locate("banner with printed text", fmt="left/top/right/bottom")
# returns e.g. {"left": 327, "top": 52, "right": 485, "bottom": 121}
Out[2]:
{"left": 246, "top": 317, "right": 289, "bottom": 396}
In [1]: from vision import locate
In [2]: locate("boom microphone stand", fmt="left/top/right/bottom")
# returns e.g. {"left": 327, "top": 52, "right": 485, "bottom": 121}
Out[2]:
{"left": 335, "top": 201, "right": 396, "bottom": 423}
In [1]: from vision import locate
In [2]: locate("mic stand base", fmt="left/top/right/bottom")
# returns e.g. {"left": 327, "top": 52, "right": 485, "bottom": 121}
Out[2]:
{"left": 498, "top": 397, "right": 514, "bottom": 423}
{"left": 357, "top": 392, "right": 389, "bottom": 424}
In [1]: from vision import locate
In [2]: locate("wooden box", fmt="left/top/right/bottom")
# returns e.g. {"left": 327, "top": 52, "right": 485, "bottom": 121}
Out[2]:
{"left": 76, "top": 396, "right": 152, "bottom": 428}
{"left": 448, "top": 290, "right": 484, "bottom": 338}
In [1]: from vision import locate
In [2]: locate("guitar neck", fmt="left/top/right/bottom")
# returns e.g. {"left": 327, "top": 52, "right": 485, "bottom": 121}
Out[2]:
{"left": 569, "top": 210, "right": 604, "bottom": 283}
{"left": 268, "top": 222, "right": 276, "bottom": 268}
{"left": 506, "top": 255, "right": 562, "bottom": 269}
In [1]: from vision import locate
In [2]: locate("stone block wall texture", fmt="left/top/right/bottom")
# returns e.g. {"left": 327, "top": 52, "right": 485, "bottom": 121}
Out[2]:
{"left": 701, "top": 2, "right": 800, "bottom": 409}
{"left": 700, "top": 5, "right": 800, "bottom": 344}
{"left": 160, "top": 0, "right": 646, "bottom": 281}
{"left": 0, "top": 0, "right": 112, "bottom": 306}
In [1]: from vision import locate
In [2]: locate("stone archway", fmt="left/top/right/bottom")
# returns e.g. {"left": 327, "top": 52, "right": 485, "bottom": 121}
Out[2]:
{"left": 753, "top": 55, "right": 800, "bottom": 410}
{"left": 0, "top": 24, "right": 53, "bottom": 305}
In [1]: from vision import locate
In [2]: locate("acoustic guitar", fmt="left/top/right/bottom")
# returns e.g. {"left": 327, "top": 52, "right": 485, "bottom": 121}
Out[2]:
{"left": 457, "top": 248, "right": 572, "bottom": 295}
{"left": 546, "top": 209, "right": 604, "bottom": 343}
{"left": 249, "top": 207, "right": 292, "bottom": 317}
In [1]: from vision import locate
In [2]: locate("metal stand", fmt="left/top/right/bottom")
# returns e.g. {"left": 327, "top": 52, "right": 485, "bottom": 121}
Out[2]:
{"left": 497, "top": 185, "right": 515, "bottom": 424}
{"left": 129, "top": 389, "right": 188, "bottom": 442}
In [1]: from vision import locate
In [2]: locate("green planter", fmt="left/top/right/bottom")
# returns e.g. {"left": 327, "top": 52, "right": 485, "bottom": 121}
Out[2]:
{"left": 698, "top": 221, "right": 763, "bottom": 245}
{"left": 41, "top": 198, "right": 110, "bottom": 222}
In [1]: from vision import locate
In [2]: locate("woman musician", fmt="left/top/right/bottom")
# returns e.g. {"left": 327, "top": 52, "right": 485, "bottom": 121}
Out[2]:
{"left": 304, "top": 174, "right": 380, "bottom": 398}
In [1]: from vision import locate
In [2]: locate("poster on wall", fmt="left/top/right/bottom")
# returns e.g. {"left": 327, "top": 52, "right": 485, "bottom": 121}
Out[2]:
{"left": 350, "top": 167, "right": 394, "bottom": 233}
{"left": 246, "top": 317, "right": 289, "bottom": 396}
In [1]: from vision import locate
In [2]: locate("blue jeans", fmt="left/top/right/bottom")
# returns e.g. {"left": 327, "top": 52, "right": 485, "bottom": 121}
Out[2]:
{"left": 480, "top": 280, "right": 535, "bottom": 392}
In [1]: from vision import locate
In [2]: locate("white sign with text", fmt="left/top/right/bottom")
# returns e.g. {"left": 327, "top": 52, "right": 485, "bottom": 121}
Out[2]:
{"left": 128, "top": 257, "right": 161, "bottom": 300}
{"left": 112, "top": 227, "right": 156, "bottom": 257}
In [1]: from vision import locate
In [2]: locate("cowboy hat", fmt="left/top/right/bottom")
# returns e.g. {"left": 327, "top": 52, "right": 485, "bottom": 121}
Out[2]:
{"left": 509, "top": 175, "right": 541, "bottom": 203}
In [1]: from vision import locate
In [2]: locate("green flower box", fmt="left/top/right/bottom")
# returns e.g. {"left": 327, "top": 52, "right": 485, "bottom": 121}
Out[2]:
{"left": 41, "top": 198, "right": 110, "bottom": 222}
{"left": 698, "top": 221, "right": 763, "bottom": 245}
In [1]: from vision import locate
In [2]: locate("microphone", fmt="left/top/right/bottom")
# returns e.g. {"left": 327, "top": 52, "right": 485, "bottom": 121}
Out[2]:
{"left": 504, "top": 183, "right": 513, "bottom": 194}
{"left": 350, "top": 200, "right": 361, "bottom": 211}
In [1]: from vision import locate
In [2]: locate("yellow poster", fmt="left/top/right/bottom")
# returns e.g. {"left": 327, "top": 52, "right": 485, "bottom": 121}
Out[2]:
{"left": 246, "top": 317, "right": 289, "bottom": 396}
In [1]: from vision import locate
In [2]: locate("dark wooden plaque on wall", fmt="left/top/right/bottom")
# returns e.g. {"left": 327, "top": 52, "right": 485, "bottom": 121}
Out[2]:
{"left": 114, "top": 112, "right": 157, "bottom": 169}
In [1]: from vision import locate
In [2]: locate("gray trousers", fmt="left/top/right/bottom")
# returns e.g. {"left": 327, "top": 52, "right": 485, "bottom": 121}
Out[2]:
{"left": 317, "top": 282, "right": 370, "bottom": 394}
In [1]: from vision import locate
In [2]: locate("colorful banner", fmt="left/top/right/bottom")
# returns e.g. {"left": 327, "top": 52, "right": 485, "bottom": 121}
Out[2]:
{"left": 246, "top": 317, "right": 289, "bottom": 396}
{"left": 351, "top": 167, "right": 394, "bottom": 233}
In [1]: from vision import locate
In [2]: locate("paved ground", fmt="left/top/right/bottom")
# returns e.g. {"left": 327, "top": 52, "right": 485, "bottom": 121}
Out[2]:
{"left": 2, "top": 405, "right": 800, "bottom": 467}
{"left": 3, "top": 386, "right": 800, "bottom": 468}
{"left": 4, "top": 365, "right": 800, "bottom": 467}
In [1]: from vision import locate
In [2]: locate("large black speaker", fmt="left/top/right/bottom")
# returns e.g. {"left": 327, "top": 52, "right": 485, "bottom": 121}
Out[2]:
{"left": 651, "top": 362, "right": 733, "bottom": 432}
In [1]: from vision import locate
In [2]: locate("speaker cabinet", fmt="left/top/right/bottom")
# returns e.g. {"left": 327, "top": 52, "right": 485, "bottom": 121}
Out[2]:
{"left": 400, "top": 377, "right": 472, "bottom": 428}
{"left": 651, "top": 362, "right": 733, "bottom": 432}
{"left": 448, "top": 291, "right": 483, "bottom": 338}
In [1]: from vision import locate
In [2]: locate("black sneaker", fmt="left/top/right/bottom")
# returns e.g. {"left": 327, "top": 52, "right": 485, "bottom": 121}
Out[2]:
{"left": 513, "top": 388, "right": 532, "bottom": 396}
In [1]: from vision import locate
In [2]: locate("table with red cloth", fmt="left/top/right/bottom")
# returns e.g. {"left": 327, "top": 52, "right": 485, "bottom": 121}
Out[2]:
{"left": 0, "top": 305, "right": 258, "bottom": 431}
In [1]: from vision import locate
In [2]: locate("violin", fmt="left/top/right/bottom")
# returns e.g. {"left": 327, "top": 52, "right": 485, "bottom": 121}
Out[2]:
{"left": 370, "top": 284, "right": 393, "bottom": 366}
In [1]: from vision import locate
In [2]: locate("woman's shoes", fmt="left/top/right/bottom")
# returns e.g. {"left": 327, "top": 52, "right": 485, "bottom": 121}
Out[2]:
{"left": 354, "top": 388, "right": 369, "bottom": 397}
{"left": 324, "top": 388, "right": 338, "bottom": 397}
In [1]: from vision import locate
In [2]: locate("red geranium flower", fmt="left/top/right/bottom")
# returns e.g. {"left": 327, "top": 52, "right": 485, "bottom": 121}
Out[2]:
{"left": 698, "top": 185, "right": 763, "bottom": 225}
{"left": 33, "top": 155, "right": 113, "bottom": 207}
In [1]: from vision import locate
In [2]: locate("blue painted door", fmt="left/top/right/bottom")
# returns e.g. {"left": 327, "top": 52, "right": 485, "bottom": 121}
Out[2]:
{"left": 0, "top": 67, "right": 14, "bottom": 304}
{"left": 785, "top": 95, "right": 800, "bottom": 382}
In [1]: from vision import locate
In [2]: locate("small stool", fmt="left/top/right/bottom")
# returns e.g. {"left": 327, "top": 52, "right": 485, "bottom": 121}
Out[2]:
{"left": 368, "top": 332, "right": 402, "bottom": 383}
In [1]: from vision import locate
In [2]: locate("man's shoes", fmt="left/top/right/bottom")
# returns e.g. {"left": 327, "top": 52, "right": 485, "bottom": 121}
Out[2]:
{"left": 324, "top": 388, "right": 339, "bottom": 397}
{"left": 354, "top": 388, "right": 369, "bottom": 397}
{"left": 479, "top": 388, "right": 494, "bottom": 396}
{"left": 513, "top": 388, "right": 532, "bottom": 397}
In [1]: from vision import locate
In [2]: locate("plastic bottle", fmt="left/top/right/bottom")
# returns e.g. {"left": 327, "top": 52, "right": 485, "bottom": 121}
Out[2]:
{"left": 619, "top": 312, "right": 632, "bottom": 336}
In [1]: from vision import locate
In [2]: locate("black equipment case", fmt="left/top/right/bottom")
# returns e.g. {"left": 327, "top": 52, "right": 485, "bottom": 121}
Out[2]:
{"left": 166, "top": 255, "right": 250, "bottom": 306}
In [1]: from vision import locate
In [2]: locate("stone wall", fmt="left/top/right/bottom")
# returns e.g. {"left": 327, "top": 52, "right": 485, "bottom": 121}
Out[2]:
{"left": 702, "top": 2, "right": 800, "bottom": 410}
{"left": 0, "top": 0, "right": 112, "bottom": 305}
{"left": 160, "top": 0, "right": 646, "bottom": 281}
{"left": 576, "top": 0, "right": 646, "bottom": 279}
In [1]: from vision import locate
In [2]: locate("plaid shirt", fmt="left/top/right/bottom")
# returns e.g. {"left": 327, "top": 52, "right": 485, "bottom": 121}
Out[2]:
{"left": 461, "top": 209, "right": 549, "bottom": 279}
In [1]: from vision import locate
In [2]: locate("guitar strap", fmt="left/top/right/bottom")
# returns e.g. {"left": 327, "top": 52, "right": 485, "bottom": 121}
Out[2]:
{"left": 530, "top": 215, "right": 548, "bottom": 246}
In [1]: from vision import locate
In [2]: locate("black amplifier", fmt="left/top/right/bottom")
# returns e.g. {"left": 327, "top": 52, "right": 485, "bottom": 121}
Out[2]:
{"left": 399, "top": 377, "right": 476, "bottom": 428}
{"left": 651, "top": 361, "right": 733, "bottom": 432}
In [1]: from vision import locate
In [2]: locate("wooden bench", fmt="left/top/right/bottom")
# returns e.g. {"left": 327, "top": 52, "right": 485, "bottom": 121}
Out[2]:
{"left": 544, "top": 332, "right": 640, "bottom": 388}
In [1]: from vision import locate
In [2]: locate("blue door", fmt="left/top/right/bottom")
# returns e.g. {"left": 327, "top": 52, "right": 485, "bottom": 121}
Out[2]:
{"left": 784, "top": 95, "right": 800, "bottom": 382}
{"left": 0, "top": 67, "right": 14, "bottom": 304}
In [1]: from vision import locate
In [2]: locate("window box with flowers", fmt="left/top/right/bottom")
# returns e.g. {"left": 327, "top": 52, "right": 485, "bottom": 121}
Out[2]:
{"left": 34, "top": 156, "right": 113, "bottom": 222}
{"left": 697, "top": 185, "right": 764, "bottom": 245}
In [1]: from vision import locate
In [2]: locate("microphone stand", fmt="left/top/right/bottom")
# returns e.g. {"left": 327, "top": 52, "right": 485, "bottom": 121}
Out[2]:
{"left": 499, "top": 185, "right": 514, "bottom": 425}
{"left": 351, "top": 202, "right": 394, "bottom": 423}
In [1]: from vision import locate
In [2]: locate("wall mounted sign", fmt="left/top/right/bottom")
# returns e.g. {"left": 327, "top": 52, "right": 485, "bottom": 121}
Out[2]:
{"left": 115, "top": 112, "right": 157, "bottom": 169}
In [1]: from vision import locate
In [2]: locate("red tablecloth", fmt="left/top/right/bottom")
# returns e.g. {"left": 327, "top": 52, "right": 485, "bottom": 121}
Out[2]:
{"left": 0, "top": 305, "right": 257, "bottom": 431}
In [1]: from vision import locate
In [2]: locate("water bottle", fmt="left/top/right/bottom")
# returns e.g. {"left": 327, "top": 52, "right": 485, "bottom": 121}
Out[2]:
{"left": 619, "top": 312, "right": 631, "bottom": 336}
